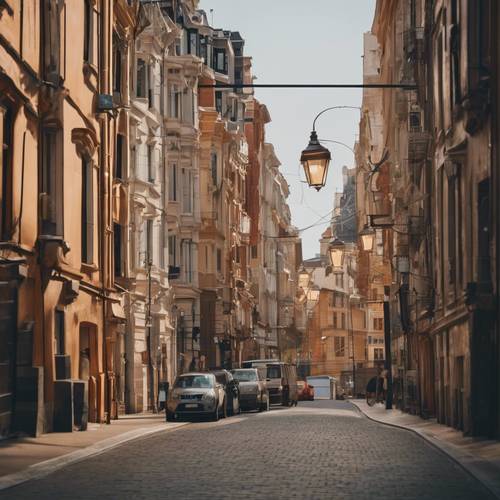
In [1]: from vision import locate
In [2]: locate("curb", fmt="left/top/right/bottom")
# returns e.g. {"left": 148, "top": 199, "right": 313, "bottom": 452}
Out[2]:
{"left": 351, "top": 401, "right": 500, "bottom": 499}
{"left": 0, "top": 422, "right": 188, "bottom": 492}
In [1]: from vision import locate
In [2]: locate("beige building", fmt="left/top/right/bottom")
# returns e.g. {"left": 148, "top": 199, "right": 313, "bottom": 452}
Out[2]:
{"left": 0, "top": 0, "right": 136, "bottom": 436}
{"left": 125, "top": 4, "right": 178, "bottom": 413}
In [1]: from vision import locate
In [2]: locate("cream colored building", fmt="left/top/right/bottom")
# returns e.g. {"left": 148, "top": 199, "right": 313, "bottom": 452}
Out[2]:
{"left": 125, "top": 4, "right": 178, "bottom": 413}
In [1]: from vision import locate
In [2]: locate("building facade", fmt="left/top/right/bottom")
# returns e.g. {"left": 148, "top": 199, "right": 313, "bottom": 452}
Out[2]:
{"left": 361, "top": 0, "right": 500, "bottom": 438}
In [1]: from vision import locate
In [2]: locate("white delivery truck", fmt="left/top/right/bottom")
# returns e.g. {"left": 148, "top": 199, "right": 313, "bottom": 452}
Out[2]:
{"left": 306, "top": 375, "right": 337, "bottom": 400}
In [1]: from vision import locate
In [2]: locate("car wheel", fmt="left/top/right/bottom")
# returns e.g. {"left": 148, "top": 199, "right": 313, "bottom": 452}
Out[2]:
{"left": 212, "top": 404, "right": 220, "bottom": 421}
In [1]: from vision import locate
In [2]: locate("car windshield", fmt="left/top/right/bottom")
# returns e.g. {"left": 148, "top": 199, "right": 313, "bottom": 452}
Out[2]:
{"left": 174, "top": 375, "right": 214, "bottom": 389}
{"left": 232, "top": 370, "right": 257, "bottom": 382}
{"left": 267, "top": 365, "right": 281, "bottom": 379}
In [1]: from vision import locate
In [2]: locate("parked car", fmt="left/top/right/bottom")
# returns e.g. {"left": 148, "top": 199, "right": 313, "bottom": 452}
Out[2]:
{"left": 242, "top": 360, "right": 298, "bottom": 406}
{"left": 211, "top": 369, "right": 240, "bottom": 416}
{"left": 231, "top": 368, "right": 269, "bottom": 412}
{"left": 297, "top": 380, "right": 314, "bottom": 401}
{"left": 166, "top": 372, "right": 226, "bottom": 421}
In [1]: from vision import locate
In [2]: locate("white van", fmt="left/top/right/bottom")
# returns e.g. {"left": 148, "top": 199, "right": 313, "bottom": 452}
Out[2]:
{"left": 242, "top": 359, "right": 298, "bottom": 406}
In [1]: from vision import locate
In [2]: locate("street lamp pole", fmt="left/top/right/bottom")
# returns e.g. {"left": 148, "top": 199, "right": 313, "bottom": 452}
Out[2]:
{"left": 383, "top": 286, "right": 393, "bottom": 410}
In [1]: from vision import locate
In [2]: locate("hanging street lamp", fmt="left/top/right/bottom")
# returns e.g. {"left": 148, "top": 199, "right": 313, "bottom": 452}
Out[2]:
{"left": 328, "top": 237, "right": 345, "bottom": 269}
{"left": 300, "top": 131, "right": 331, "bottom": 191}
{"left": 300, "top": 106, "right": 361, "bottom": 190}
{"left": 359, "top": 224, "right": 376, "bottom": 252}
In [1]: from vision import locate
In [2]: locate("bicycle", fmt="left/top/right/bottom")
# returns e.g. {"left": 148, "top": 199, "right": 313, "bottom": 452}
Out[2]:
{"left": 366, "top": 376, "right": 385, "bottom": 407}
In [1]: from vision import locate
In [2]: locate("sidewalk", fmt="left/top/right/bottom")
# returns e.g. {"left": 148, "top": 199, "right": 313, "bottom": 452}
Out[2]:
{"left": 0, "top": 413, "right": 187, "bottom": 491}
{"left": 352, "top": 399, "right": 500, "bottom": 499}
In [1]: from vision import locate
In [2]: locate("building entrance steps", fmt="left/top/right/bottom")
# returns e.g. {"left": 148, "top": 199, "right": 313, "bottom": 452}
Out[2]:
{"left": 0, "top": 413, "right": 187, "bottom": 491}
{"left": 352, "top": 399, "right": 500, "bottom": 499}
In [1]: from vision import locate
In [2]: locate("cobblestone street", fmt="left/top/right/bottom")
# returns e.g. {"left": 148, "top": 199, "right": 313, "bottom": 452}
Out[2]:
{"left": 1, "top": 401, "right": 494, "bottom": 500}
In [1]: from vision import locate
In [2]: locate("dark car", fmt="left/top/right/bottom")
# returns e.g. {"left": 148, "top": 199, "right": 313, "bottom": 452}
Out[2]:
{"left": 211, "top": 369, "right": 241, "bottom": 416}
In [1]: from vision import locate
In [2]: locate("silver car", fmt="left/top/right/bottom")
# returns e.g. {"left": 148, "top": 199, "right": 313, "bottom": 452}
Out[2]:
{"left": 166, "top": 372, "right": 226, "bottom": 421}
{"left": 231, "top": 368, "right": 269, "bottom": 412}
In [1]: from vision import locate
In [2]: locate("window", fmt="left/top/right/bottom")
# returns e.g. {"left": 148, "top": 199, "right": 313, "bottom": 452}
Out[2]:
{"left": 0, "top": 104, "right": 13, "bottom": 240}
{"left": 373, "top": 318, "right": 384, "bottom": 331}
{"left": 374, "top": 348, "right": 384, "bottom": 361}
{"left": 83, "top": 0, "right": 94, "bottom": 64}
{"left": 168, "top": 235, "right": 177, "bottom": 266}
{"left": 188, "top": 30, "right": 198, "bottom": 56}
{"left": 169, "top": 164, "right": 177, "bottom": 201}
{"left": 54, "top": 309, "right": 65, "bottom": 355}
{"left": 478, "top": 179, "right": 491, "bottom": 283}
{"left": 447, "top": 172, "right": 457, "bottom": 285}
{"left": 200, "top": 36, "right": 212, "bottom": 66}
{"left": 41, "top": 128, "right": 63, "bottom": 236}
{"left": 81, "top": 158, "right": 94, "bottom": 263}
{"left": 146, "top": 219, "right": 153, "bottom": 263}
{"left": 114, "top": 134, "right": 124, "bottom": 180}
{"left": 334, "top": 336, "right": 345, "bottom": 357}
{"left": 215, "top": 91, "right": 223, "bottom": 113}
{"left": 168, "top": 85, "right": 180, "bottom": 118}
{"left": 341, "top": 313, "right": 346, "bottom": 329}
{"left": 333, "top": 312, "right": 338, "bottom": 329}
{"left": 182, "top": 168, "right": 193, "bottom": 214}
{"left": 251, "top": 245, "right": 258, "bottom": 259}
{"left": 211, "top": 152, "right": 218, "bottom": 186}
{"left": 44, "top": 0, "right": 62, "bottom": 81}
{"left": 114, "top": 222, "right": 123, "bottom": 277}
{"left": 450, "top": 0, "right": 461, "bottom": 107}
{"left": 148, "top": 145, "right": 156, "bottom": 183}
{"left": 216, "top": 248, "right": 222, "bottom": 272}
{"left": 230, "top": 100, "right": 238, "bottom": 122}
{"left": 182, "top": 239, "right": 194, "bottom": 283}
{"left": 213, "top": 48, "right": 227, "bottom": 73}
{"left": 136, "top": 59, "right": 147, "bottom": 98}
{"left": 113, "top": 36, "right": 122, "bottom": 94}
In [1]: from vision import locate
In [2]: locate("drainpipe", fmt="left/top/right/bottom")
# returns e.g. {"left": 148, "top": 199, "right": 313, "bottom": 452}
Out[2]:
{"left": 100, "top": 0, "right": 111, "bottom": 424}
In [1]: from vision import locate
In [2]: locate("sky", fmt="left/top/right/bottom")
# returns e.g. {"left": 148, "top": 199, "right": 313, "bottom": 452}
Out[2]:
{"left": 198, "top": 0, "right": 377, "bottom": 258}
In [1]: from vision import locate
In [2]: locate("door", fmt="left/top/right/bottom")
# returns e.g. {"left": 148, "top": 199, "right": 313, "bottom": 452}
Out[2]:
{"left": 0, "top": 282, "right": 17, "bottom": 437}
{"left": 79, "top": 323, "right": 98, "bottom": 422}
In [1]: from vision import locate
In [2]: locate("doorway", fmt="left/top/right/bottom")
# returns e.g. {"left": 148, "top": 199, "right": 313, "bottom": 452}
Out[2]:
{"left": 79, "top": 323, "right": 98, "bottom": 422}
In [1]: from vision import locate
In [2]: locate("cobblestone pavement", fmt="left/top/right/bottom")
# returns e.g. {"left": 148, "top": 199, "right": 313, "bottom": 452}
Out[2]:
{"left": 1, "top": 400, "right": 494, "bottom": 500}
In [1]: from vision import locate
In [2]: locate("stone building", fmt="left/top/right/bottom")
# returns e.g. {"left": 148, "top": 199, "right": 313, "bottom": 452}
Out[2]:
{"left": 0, "top": 0, "right": 136, "bottom": 436}
{"left": 163, "top": 0, "right": 203, "bottom": 374}
{"left": 362, "top": 0, "right": 500, "bottom": 438}
{"left": 125, "top": 3, "right": 178, "bottom": 413}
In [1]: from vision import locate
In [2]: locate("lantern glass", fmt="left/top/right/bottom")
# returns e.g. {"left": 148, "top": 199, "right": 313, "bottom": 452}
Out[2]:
{"left": 328, "top": 238, "right": 345, "bottom": 269}
{"left": 300, "top": 131, "right": 331, "bottom": 191}
{"left": 298, "top": 268, "right": 310, "bottom": 289}
{"left": 361, "top": 233, "right": 375, "bottom": 252}
{"left": 302, "top": 158, "right": 330, "bottom": 190}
